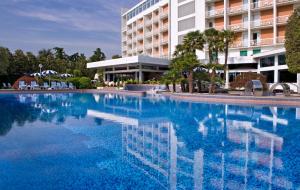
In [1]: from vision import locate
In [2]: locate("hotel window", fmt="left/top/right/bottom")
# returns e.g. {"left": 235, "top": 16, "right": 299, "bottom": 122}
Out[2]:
{"left": 278, "top": 54, "right": 286, "bottom": 65}
{"left": 240, "top": 50, "right": 247, "bottom": 56}
{"left": 253, "top": 48, "right": 261, "bottom": 55}
{"left": 178, "top": 17, "right": 195, "bottom": 32}
{"left": 261, "top": 71, "right": 274, "bottom": 83}
{"left": 178, "top": 1, "right": 195, "bottom": 18}
{"left": 260, "top": 56, "right": 275, "bottom": 67}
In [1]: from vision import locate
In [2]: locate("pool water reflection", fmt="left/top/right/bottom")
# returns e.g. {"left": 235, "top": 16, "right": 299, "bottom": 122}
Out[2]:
{"left": 0, "top": 93, "right": 299, "bottom": 190}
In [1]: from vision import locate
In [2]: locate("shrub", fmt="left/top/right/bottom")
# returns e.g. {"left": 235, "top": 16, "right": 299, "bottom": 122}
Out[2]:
{"left": 73, "top": 69, "right": 82, "bottom": 77}
{"left": 66, "top": 77, "right": 80, "bottom": 88}
{"left": 78, "top": 77, "right": 91, "bottom": 89}
{"left": 230, "top": 73, "right": 268, "bottom": 90}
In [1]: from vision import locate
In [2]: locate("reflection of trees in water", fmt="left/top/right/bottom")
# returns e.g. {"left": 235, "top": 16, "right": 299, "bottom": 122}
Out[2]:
{"left": 0, "top": 96, "right": 41, "bottom": 136}
{"left": 0, "top": 93, "right": 98, "bottom": 136}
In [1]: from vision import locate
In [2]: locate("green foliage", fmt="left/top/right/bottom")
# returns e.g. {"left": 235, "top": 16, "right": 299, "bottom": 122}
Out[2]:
{"left": 285, "top": 7, "right": 300, "bottom": 73}
{"left": 89, "top": 48, "right": 106, "bottom": 62}
{"left": 78, "top": 77, "right": 92, "bottom": 89}
{"left": 66, "top": 77, "right": 80, "bottom": 88}
{"left": 112, "top": 55, "right": 122, "bottom": 59}
{"left": 0, "top": 47, "right": 10, "bottom": 75}
{"left": 73, "top": 69, "right": 82, "bottom": 77}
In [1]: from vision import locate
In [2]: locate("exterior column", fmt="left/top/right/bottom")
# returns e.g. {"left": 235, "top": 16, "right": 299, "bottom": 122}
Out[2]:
{"left": 135, "top": 72, "right": 138, "bottom": 81}
{"left": 103, "top": 73, "right": 106, "bottom": 82}
{"left": 248, "top": 0, "right": 251, "bottom": 47}
{"left": 138, "top": 63, "right": 143, "bottom": 83}
{"left": 297, "top": 73, "right": 300, "bottom": 94}
{"left": 273, "top": 0, "right": 277, "bottom": 44}
{"left": 225, "top": 69, "right": 230, "bottom": 89}
{"left": 274, "top": 55, "right": 279, "bottom": 83}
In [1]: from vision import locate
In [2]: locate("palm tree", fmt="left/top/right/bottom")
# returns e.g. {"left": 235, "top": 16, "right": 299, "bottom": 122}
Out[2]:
{"left": 221, "top": 30, "right": 235, "bottom": 89}
{"left": 172, "top": 31, "right": 205, "bottom": 93}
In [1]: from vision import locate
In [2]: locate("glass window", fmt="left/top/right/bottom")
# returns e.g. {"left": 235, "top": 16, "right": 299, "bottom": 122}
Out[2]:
{"left": 279, "top": 70, "right": 297, "bottom": 83}
{"left": 278, "top": 54, "right": 286, "bottom": 65}
{"left": 253, "top": 48, "right": 261, "bottom": 54}
{"left": 240, "top": 50, "right": 247, "bottom": 56}
{"left": 260, "top": 56, "right": 275, "bottom": 67}
{"left": 261, "top": 71, "right": 274, "bottom": 83}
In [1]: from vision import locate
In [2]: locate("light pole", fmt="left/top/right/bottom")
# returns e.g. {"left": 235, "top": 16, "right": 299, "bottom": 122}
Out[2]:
{"left": 39, "top": 64, "right": 43, "bottom": 74}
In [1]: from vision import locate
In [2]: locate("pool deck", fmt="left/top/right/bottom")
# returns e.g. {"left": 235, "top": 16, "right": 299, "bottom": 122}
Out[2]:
{"left": 1, "top": 89, "right": 300, "bottom": 106}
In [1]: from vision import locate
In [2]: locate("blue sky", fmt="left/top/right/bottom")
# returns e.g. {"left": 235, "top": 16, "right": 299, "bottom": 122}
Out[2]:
{"left": 0, "top": 0, "right": 139, "bottom": 58}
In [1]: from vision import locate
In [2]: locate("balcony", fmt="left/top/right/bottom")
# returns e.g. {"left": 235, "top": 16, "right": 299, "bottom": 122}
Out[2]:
{"left": 160, "top": 25, "right": 168, "bottom": 32}
{"left": 153, "top": 41, "right": 160, "bottom": 47}
{"left": 206, "top": 8, "right": 224, "bottom": 18}
{"left": 229, "top": 41, "right": 248, "bottom": 48}
{"left": 277, "top": 15, "right": 289, "bottom": 25}
{"left": 145, "top": 20, "right": 152, "bottom": 26}
{"left": 160, "top": 11, "right": 168, "bottom": 19}
{"left": 276, "top": 36, "right": 285, "bottom": 44}
{"left": 153, "top": 16, "right": 159, "bottom": 23}
{"left": 228, "top": 23, "right": 248, "bottom": 31}
{"left": 127, "top": 28, "right": 133, "bottom": 34}
{"left": 160, "top": 39, "right": 169, "bottom": 45}
{"left": 251, "top": 1, "right": 273, "bottom": 9}
{"left": 250, "top": 38, "right": 273, "bottom": 46}
{"left": 145, "top": 43, "right": 153, "bottom": 50}
{"left": 277, "top": 0, "right": 298, "bottom": 5}
{"left": 227, "top": 5, "right": 248, "bottom": 15}
{"left": 251, "top": 19, "right": 273, "bottom": 29}
{"left": 137, "top": 46, "right": 144, "bottom": 51}
{"left": 137, "top": 23, "right": 144, "bottom": 29}
{"left": 137, "top": 35, "right": 144, "bottom": 41}
{"left": 145, "top": 32, "right": 152, "bottom": 38}
{"left": 153, "top": 29, "right": 159, "bottom": 35}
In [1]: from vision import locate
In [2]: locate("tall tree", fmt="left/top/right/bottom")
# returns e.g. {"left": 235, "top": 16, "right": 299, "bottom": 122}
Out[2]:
{"left": 220, "top": 30, "right": 235, "bottom": 89}
{"left": 89, "top": 48, "right": 106, "bottom": 62}
{"left": 0, "top": 47, "right": 10, "bottom": 75}
{"left": 285, "top": 7, "right": 300, "bottom": 93}
{"left": 112, "top": 54, "right": 121, "bottom": 59}
{"left": 26, "top": 52, "right": 38, "bottom": 73}
{"left": 37, "top": 49, "right": 55, "bottom": 70}
{"left": 10, "top": 49, "right": 28, "bottom": 76}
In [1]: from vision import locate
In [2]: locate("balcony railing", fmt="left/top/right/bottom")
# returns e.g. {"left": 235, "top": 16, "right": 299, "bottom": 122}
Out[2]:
{"left": 153, "top": 17, "right": 159, "bottom": 23}
{"left": 160, "top": 39, "right": 169, "bottom": 45}
{"left": 144, "top": 32, "right": 152, "bottom": 38}
{"left": 145, "top": 43, "right": 153, "bottom": 50}
{"left": 251, "top": 1, "right": 273, "bottom": 9}
{"left": 276, "top": 36, "right": 285, "bottom": 44}
{"left": 137, "top": 35, "right": 144, "bottom": 41}
{"left": 160, "top": 25, "right": 168, "bottom": 32}
{"left": 153, "top": 41, "right": 160, "bottom": 47}
{"left": 137, "top": 23, "right": 144, "bottom": 29}
{"left": 145, "top": 20, "right": 152, "bottom": 26}
{"left": 277, "top": 15, "right": 289, "bottom": 24}
{"left": 229, "top": 41, "right": 248, "bottom": 48}
{"left": 137, "top": 46, "right": 144, "bottom": 51}
{"left": 206, "top": 9, "right": 224, "bottom": 17}
{"left": 227, "top": 4, "right": 248, "bottom": 15}
{"left": 228, "top": 23, "right": 248, "bottom": 31}
{"left": 160, "top": 11, "right": 168, "bottom": 19}
{"left": 277, "top": 0, "right": 298, "bottom": 5}
{"left": 250, "top": 38, "right": 273, "bottom": 46}
{"left": 153, "top": 29, "right": 159, "bottom": 35}
{"left": 251, "top": 19, "right": 273, "bottom": 28}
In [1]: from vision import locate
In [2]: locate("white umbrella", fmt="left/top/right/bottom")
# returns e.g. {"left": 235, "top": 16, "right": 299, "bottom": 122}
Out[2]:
{"left": 31, "top": 73, "right": 42, "bottom": 77}
{"left": 60, "top": 73, "right": 73, "bottom": 78}
{"left": 42, "top": 70, "right": 58, "bottom": 84}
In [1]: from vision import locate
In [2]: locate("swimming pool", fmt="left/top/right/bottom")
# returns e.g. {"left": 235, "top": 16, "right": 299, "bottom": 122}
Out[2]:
{"left": 0, "top": 93, "right": 299, "bottom": 190}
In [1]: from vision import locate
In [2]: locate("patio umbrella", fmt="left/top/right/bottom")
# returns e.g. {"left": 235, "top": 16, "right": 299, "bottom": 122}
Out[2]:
{"left": 42, "top": 70, "right": 58, "bottom": 84}
{"left": 31, "top": 73, "right": 42, "bottom": 77}
{"left": 60, "top": 73, "right": 73, "bottom": 78}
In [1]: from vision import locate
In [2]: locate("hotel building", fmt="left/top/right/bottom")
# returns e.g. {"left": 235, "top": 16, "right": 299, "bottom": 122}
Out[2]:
{"left": 87, "top": 0, "right": 300, "bottom": 91}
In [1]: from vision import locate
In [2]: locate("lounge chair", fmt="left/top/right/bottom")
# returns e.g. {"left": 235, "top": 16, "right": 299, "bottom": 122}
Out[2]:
{"left": 56, "top": 82, "right": 62, "bottom": 89}
{"left": 51, "top": 81, "right": 58, "bottom": 90}
{"left": 2, "top": 83, "right": 7, "bottom": 89}
{"left": 30, "top": 81, "right": 40, "bottom": 90}
{"left": 19, "top": 81, "right": 27, "bottom": 90}
{"left": 7, "top": 83, "right": 12, "bottom": 88}
{"left": 61, "top": 82, "right": 68, "bottom": 89}
{"left": 69, "top": 83, "right": 75, "bottom": 89}
{"left": 42, "top": 82, "right": 50, "bottom": 90}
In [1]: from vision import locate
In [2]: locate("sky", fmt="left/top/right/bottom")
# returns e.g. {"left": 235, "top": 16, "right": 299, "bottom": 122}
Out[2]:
{"left": 0, "top": 0, "right": 140, "bottom": 58}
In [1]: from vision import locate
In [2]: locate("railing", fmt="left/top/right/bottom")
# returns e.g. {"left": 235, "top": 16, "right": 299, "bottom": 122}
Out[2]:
{"left": 145, "top": 20, "right": 152, "bottom": 26}
{"left": 153, "top": 16, "right": 159, "bottom": 23}
{"left": 277, "top": 0, "right": 298, "bottom": 4}
{"left": 251, "top": 19, "right": 273, "bottom": 28}
{"left": 160, "top": 25, "right": 168, "bottom": 32}
{"left": 251, "top": 1, "right": 273, "bottom": 9}
{"left": 229, "top": 41, "right": 248, "bottom": 48}
{"left": 276, "top": 36, "right": 285, "bottom": 44}
{"left": 160, "top": 39, "right": 169, "bottom": 45}
{"left": 160, "top": 11, "right": 168, "bottom": 19}
{"left": 137, "top": 46, "right": 143, "bottom": 51}
{"left": 127, "top": 39, "right": 133, "bottom": 45}
{"left": 144, "top": 43, "right": 153, "bottom": 50}
{"left": 137, "top": 35, "right": 144, "bottom": 41}
{"left": 277, "top": 15, "right": 289, "bottom": 24}
{"left": 127, "top": 28, "right": 133, "bottom": 34}
{"left": 144, "top": 32, "right": 152, "bottom": 38}
{"left": 206, "top": 8, "right": 224, "bottom": 17}
{"left": 250, "top": 38, "right": 273, "bottom": 46}
{"left": 228, "top": 23, "right": 248, "bottom": 31}
{"left": 153, "top": 29, "right": 160, "bottom": 35}
{"left": 137, "top": 23, "right": 144, "bottom": 29}
{"left": 153, "top": 41, "right": 160, "bottom": 47}
{"left": 227, "top": 4, "right": 248, "bottom": 15}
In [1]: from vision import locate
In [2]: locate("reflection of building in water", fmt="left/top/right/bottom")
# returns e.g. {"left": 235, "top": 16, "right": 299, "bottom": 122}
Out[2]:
{"left": 120, "top": 104, "right": 295, "bottom": 190}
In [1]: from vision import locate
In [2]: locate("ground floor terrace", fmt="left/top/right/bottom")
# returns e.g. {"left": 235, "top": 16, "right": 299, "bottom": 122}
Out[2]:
{"left": 87, "top": 55, "right": 169, "bottom": 83}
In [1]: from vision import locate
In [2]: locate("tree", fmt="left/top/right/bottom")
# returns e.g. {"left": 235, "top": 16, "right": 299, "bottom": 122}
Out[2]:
{"left": 11, "top": 49, "right": 28, "bottom": 76}
{"left": 89, "top": 48, "right": 106, "bottom": 62}
{"left": 0, "top": 47, "right": 10, "bottom": 75}
{"left": 220, "top": 30, "right": 235, "bottom": 89}
{"left": 26, "top": 52, "right": 38, "bottom": 73}
{"left": 112, "top": 54, "right": 121, "bottom": 59}
{"left": 172, "top": 31, "right": 205, "bottom": 93}
{"left": 161, "top": 63, "right": 182, "bottom": 92}
{"left": 37, "top": 49, "right": 55, "bottom": 70}
{"left": 285, "top": 7, "right": 300, "bottom": 93}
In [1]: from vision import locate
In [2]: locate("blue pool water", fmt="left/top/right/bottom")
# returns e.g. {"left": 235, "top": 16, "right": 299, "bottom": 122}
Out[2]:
{"left": 0, "top": 93, "right": 299, "bottom": 190}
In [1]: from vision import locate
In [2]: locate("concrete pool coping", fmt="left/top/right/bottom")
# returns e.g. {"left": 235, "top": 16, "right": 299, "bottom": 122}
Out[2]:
{"left": 1, "top": 89, "right": 300, "bottom": 106}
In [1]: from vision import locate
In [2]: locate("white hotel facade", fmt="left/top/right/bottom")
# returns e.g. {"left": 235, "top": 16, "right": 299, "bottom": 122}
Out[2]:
{"left": 87, "top": 0, "right": 300, "bottom": 90}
